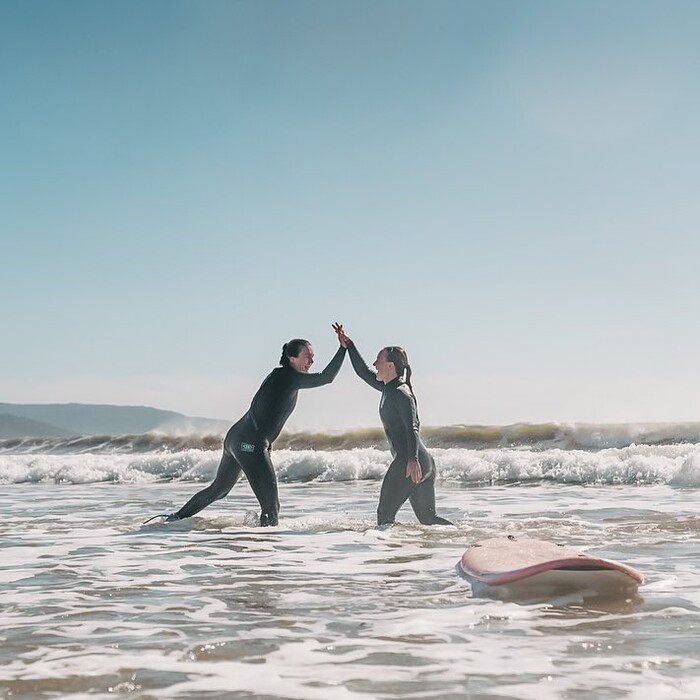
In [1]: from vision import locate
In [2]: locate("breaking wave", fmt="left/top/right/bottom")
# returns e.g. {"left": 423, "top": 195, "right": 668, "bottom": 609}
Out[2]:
{"left": 2, "top": 421, "right": 700, "bottom": 455}
{"left": 2, "top": 443, "right": 700, "bottom": 487}
{"left": 2, "top": 422, "right": 700, "bottom": 487}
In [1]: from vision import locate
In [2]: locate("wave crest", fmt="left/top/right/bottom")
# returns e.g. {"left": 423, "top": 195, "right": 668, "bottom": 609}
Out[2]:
{"left": 2, "top": 421, "right": 700, "bottom": 455}
{"left": 2, "top": 444, "right": 700, "bottom": 487}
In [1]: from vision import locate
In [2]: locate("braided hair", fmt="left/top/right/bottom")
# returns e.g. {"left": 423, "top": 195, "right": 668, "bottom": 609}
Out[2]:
{"left": 280, "top": 338, "right": 311, "bottom": 367}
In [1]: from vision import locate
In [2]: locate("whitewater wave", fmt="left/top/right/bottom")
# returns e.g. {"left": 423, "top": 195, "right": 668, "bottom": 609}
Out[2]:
{"left": 2, "top": 421, "right": 700, "bottom": 455}
{"left": 2, "top": 444, "right": 700, "bottom": 487}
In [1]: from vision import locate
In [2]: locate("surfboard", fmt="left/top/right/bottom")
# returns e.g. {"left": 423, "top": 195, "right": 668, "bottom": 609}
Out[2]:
{"left": 459, "top": 536, "right": 644, "bottom": 600}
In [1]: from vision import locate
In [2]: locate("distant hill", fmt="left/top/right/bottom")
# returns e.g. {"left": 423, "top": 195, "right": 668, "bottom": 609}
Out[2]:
{"left": 0, "top": 413, "right": 78, "bottom": 439}
{"left": 0, "top": 403, "right": 229, "bottom": 438}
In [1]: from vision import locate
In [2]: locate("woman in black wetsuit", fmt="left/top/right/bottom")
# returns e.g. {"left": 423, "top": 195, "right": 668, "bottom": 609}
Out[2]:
{"left": 332, "top": 323, "right": 452, "bottom": 527}
{"left": 149, "top": 336, "right": 346, "bottom": 526}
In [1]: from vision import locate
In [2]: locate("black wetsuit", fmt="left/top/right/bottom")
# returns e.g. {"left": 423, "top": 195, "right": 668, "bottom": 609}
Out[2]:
{"left": 347, "top": 342, "right": 452, "bottom": 526}
{"left": 175, "top": 345, "right": 347, "bottom": 525}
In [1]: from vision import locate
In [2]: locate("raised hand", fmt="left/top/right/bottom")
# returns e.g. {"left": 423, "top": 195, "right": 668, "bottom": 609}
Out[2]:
{"left": 332, "top": 322, "right": 351, "bottom": 348}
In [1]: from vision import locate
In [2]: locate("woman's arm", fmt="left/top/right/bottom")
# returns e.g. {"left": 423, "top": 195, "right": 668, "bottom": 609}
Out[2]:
{"left": 395, "top": 385, "right": 423, "bottom": 483}
{"left": 295, "top": 345, "right": 347, "bottom": 389}
{"left": 395, "top": 385, "right": 420, "bottom": 460}
{"left": 346, "top": 342, "right": 383, "bottom": 391}
{"left": 333, "top": 322, "right": 383, "bottom": 391}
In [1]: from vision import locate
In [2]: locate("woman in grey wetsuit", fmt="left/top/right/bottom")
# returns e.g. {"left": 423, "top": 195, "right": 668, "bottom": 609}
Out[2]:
{"left": 333, "top": 323, "right": 452, "bottom": 527}
{"left": 151, "top": 336, "right": 346, "bottom": 526}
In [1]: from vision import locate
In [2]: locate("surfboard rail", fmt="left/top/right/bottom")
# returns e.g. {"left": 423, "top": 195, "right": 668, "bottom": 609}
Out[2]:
{"left": 459, "top": 536, "right": 644, "bottom": 590}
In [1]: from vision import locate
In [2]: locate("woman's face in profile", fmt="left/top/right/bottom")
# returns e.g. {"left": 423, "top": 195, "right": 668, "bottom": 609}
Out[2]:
{"left": 289, "top": 344, "right": 314, "bottom": 373}
{"left": 373, "top": 349, "right": 396, "bottom": 384}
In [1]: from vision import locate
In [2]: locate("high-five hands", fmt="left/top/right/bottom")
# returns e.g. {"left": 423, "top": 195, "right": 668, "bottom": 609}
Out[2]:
{"left": 332, "top": 322, "right": 351, "bottom": 348}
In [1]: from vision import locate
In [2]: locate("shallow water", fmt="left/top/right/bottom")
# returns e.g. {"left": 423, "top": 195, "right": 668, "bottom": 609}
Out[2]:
{"left": 2, "top": 480, "right": 700, "bottom": 699}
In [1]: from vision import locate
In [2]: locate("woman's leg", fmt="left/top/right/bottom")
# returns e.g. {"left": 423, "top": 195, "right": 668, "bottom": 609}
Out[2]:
{"left": 408, "top": 449, "right": 452, "bottom": 525}
{"left": 175, "top": 450, "right": 242, "bottom": 519}
{"left": 376, "top": 458, "right": 414, "bottom": 526}
{"left": 240, "top": 447, "right": 280, "bottom": 526}
{"left": 409, "top": 478, "right": 453, "bottom": 526}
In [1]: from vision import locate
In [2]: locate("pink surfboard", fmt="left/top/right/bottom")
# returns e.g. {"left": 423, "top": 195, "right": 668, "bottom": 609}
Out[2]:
{"left": 459, "top": 536, "right": 644, "bottom": 600}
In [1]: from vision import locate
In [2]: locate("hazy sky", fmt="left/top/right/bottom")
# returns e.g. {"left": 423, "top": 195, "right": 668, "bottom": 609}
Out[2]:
{"left": 3, "top": 0, "right": 700, "bottom": 430}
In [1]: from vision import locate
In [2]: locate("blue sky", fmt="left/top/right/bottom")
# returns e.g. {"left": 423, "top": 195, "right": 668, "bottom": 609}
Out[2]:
{"left": 3, "top": 0, "right": 700, "bottom": 429}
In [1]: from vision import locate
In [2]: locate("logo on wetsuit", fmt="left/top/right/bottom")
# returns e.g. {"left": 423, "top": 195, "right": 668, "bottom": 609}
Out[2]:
{"left": 240, "top": 442, "right": 255, "bottom": 452}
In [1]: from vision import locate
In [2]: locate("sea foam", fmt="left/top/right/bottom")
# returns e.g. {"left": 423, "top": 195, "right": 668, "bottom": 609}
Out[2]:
{"left": 2, "top": 443, "right": 700, "bottom": 486}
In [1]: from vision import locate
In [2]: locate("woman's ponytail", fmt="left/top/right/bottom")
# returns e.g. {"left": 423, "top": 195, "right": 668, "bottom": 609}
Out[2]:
{"left": 384, "top": 346, "right": 410, "bottom": 382}
{"left": 405, "top": 364, "right": 414, "bottom": 393}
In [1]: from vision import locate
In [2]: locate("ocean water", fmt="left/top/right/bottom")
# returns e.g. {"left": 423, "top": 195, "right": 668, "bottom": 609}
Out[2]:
{"left": 2, "top": 424, "right": 700, "bottom": 699}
